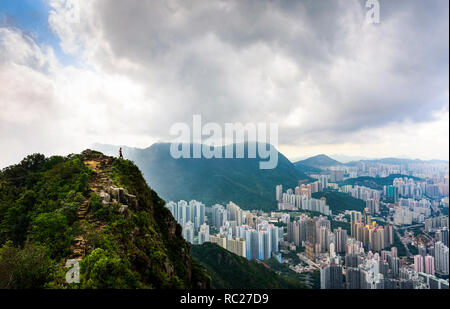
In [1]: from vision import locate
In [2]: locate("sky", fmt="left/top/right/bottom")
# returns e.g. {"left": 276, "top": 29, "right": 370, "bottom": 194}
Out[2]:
{"left": 0, "top": 0, "right": 448, "bottom": 168}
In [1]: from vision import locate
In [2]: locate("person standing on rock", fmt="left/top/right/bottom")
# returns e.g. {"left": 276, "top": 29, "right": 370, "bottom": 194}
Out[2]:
{"left": 119, "top": 147, "right": 123, "bottom": 159}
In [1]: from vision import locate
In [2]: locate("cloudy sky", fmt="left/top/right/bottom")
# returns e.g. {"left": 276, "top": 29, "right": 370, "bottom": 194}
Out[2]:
{"left": 0, "top": 0, "right": 448, "bottom": 167}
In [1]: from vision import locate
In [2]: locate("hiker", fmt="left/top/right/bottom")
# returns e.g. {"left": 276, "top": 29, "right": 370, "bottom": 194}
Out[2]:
{"left": 119, "top": 147, "right": 123, "bottom": 159}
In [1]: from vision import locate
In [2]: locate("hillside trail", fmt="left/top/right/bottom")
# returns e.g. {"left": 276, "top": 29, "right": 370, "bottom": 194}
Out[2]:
{"left": 70, "top": 156, "right": 113, "bottom": 261}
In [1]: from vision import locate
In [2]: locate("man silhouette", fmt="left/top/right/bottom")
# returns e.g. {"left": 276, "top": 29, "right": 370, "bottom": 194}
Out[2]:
{"left": 119, "top": 147, "right": 123, "bottom": 159}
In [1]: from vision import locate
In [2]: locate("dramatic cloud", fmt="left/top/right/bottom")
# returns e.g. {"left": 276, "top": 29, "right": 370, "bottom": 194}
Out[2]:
{"left": 0, "top": 0, "right": 448, "bottom": 167}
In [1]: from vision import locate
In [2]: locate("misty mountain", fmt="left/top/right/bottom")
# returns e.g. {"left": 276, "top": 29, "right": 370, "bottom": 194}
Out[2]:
{"left": 344, "top": 157, "right": 449, "bottom": 166}
{"left": 294, "top": 154, "right": 342, "bottom": 169}
{"left": 93, "top": 142, "right": 310, "bottom": 211}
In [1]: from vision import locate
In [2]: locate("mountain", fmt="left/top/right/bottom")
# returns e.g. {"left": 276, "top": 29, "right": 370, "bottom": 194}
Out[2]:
{"left": 294, "top": 154, "right": 342, "bottom": 169}
{"left": 93, "top": 142, "right": 311, "bottom": 211}
{"left": 190, "top": 242, "right": 308, "bottom": 289}
{"left": 293, "top": 161, "right": 322, "bottom": 174}
{"left": 345, "top": 157, "right": 449, "bottom": 166}
{"left": 0, "top": 150, "right": 210, "bottom": 288}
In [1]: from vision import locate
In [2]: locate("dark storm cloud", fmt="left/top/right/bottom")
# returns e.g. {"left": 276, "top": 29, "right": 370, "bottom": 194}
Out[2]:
{"left": 84, "top": 0, "right": 448, "bottom": 145}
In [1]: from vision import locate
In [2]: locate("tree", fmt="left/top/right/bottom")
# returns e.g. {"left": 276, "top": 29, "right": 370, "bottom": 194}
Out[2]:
{"left": 30, "top": 212, "right": 72, "bottom": 258}
{"left": 81, "top": 248, "right": 137, "bottom": 289}
{"left": 0, "top": 241, "right": 54, "bottom": 289}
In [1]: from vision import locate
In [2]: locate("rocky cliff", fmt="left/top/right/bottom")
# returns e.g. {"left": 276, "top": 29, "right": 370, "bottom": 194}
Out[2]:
{"left": 0, "top": 150, "right": 210, "bottom": 289}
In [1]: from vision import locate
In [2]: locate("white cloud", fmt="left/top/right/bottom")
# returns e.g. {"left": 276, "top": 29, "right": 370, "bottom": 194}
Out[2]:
{"left": 0, "top": 0, "right": 448, "bottom": 168}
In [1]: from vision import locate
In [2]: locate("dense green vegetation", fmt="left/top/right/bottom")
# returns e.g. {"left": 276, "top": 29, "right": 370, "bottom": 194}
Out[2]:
{"left": 340, "top": 174, "right": 421, "bottom": 190}
{"left": 288, "top": 210, "right": 324, "bottom": 219}
{"left": 283, "top": 251, "right": 301, "bottom": 265}
{"left": 190, "top": 242, "right": 308, "bottom": 289}
{"left": 330, "top": 220, "right": 351, "bottom": 232}
{"left": 309, "top": 270, "right": 321, "bottom": 289}
{"left": 94, "top": 143, "right": 310, "bottom": 211}
{"left": 384, "top": 231, "right": 407, "bottom": 257}
{"left": 0, "top": 151, "right": 210, "bottom": 289}
{"left": 293, "top": 162, "right": 322, "bottom": 174}
{"left": 407, "top": 244, "right": 419, "bottom": 256}
{"left": 265, "top": 257, "right": 310, "bottom": 287}
{"left": 294, "top": 154, "right": 341, "bottom": 168}
{"left": 312, "top": 190, "right": 366, "bottom": 213}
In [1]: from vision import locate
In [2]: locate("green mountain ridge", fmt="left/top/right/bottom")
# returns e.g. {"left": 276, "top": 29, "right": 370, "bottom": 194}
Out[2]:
{"left": 93, "top": 142, "right": 311, "bottom": 211}
{"left": 0, "top": 150, "right": 210, "bottom": 288}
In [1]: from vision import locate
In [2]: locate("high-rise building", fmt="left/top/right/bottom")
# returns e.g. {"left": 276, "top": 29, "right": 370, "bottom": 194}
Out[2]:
{"left": 212, "top": 204, "right": 228, "bottom": 228}
{"left": 334, "top": 227, "right": 348, "bottom": 254}
{"left": 276, "top": 184, "right": 283, "bottom": 201}
{"left": 305, "top": 241, "right": 315, "bottom": 261}
{"left": 198, "top": 223, "right": 210, "bottom": 244}
{"left": 435, "top": 241, "right": 449, "bottom": 275}
{"left": 182, "top": 221, "right": 195, "bottom": 244}
{"left": 384, "top": 185, "right": 399, "bottom": 203}
{"left": 366, "top": 199, "right": 379, "bottom": 214}
{"left": 227, "top": 201, "right": 243, "bottom": 226}
{"left": 320, "top": 264, "right": 343, "bottom": 289}
{"left": 440, "top": 227, "right": 449, "bottom": 247}
{"left": 391, "top": 247, "right": 398, "bottom": 258}
{"left": 346, "top": 268, "right": 362, "bottom": 289}
{"left": 227, "top": 237, "right": 246, "bottom": 258}
{"left": 414, "top": 255, "right": 424, "bottom": 273}
{"left": 424, "top": 255, "right": 435, "bottom": 275}
{"left": 391, "top": 257, "right": 400, "bottom": 278}
{"left": 350, "top": 211, "right": 362, "bottom": 237}
{"left": 418, "top": 244, "right": 427, "bottom": 257}
{"left": 330, "top": 170, "right": 344, "bottom": 183}
{"left": 210, "top": 234, "right": 227, "bottom": 249}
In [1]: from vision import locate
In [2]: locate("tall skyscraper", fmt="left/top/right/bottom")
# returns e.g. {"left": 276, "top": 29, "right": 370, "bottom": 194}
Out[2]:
{"left": 198, "top": 223, "right": 210, "bottom": 244}
{"left": 435, "top": 241, "right": 449, "bottom": 275}
{"left": 424, "top": 255, "right": 435, "bottom": 275}
{"left": 276, "top": 184, "right": 283, "bottom": 201}
{"left": 334, "top": 227, "right": 348, "bottom": 254}
{"left": 320, "top": 264, "right": 343, "bottom": 289}
{"left": 391, "top": 247, "right": 398, "bottom": 258}
{"left": 227, "top": 237, "right": 246, "bottom": 258}
{"left": 350, "top": 211, "right": 362, "bottom": 237}
{"left": 182, "top": 221, "right": 195, "bottom": 244}
{"left": 414, "top": 255, "right": 424, "bottom": 273}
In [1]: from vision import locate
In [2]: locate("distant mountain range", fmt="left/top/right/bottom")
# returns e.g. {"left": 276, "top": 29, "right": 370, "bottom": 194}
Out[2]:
{"left": 294, "top": 154, "right": 342, "bottom": 169}
{"left": 294, "top": 154, "right": 448, "bottom": 170}
{"left": 344, "top": 157, "right": 449, "bottom": 166}
{"left": 93, "top": 142, "right": 310, "bottom": 211}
